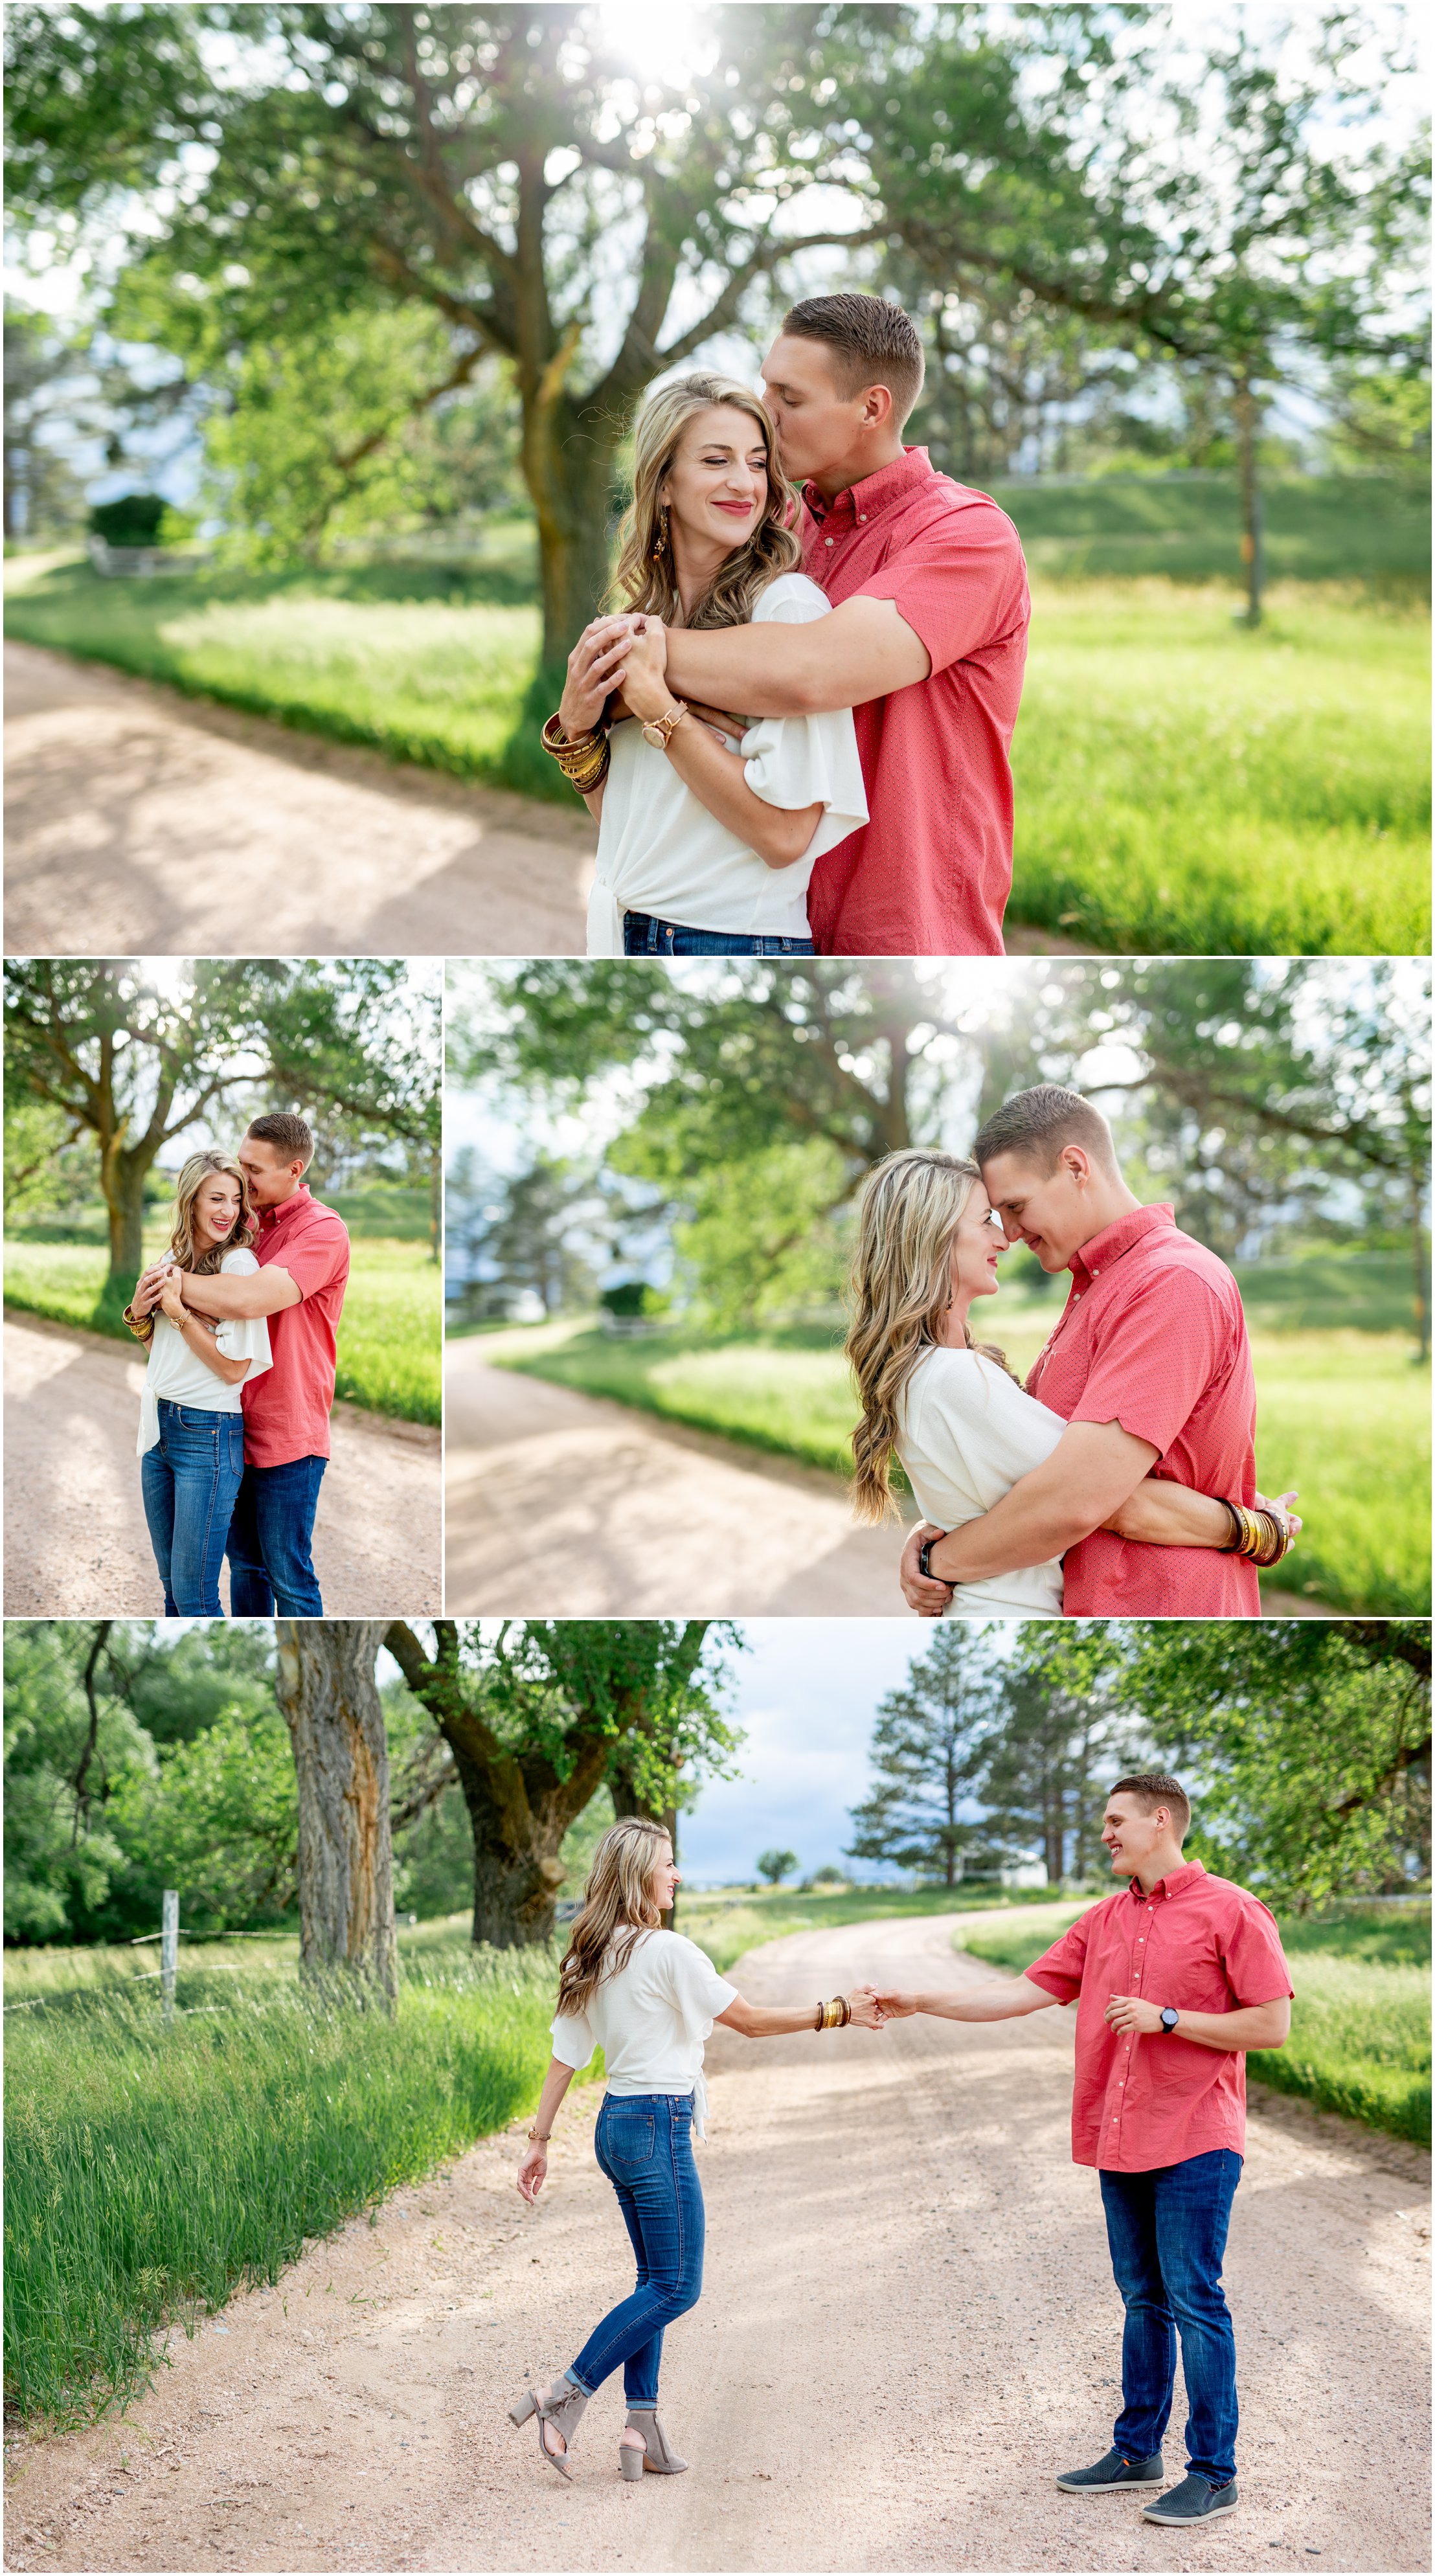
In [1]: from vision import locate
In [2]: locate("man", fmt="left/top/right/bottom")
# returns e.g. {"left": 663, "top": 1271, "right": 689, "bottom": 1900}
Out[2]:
{"left": 593, "top": 292, "right": 1030, "bottom": 955}
{"left": 136, "top": 1113, "right": 350, "bottom": 1614}
{"left": 877, "top": 1775, "right": 1293, "bottom": 2528}
{"left": 901, "top": 1085, "right": 1283, "bottom": 1618}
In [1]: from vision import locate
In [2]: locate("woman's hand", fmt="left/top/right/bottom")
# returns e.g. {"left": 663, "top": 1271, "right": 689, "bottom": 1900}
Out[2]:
{"left": 517, "top": 2142, "right": 548, "bottom": 2204}
{"left": 1256, "top": 1490, "right": 1302, "bottom": 1552}
{"left": 899, "top": 1523, "right": 953, "bottom": 1618}
{"left": 845, "top": 1984, "right": 885, "bottom": 2029}
{"left": 157, "top": 1274, "right": 188, "bottom": 1326}
{"left": 618, "top": 615, "right": 672, "bottom": 721}
{"left": 558, "top": 616, "right": 638, "bottom": 740}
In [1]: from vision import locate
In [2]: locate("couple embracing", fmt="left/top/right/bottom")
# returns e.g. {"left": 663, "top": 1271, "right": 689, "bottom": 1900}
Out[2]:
{"left": 846, "top": 1082, "right": 1300, "bottom": 1616}
{"left": 122, "top": 1114, "right": 350, "bottom": 1616}
{"left": 510, "top": 1789, "right": 1293, "bottom": 2533}
{"left": 545, "top": 291, "right": 1026, "bottom": 958}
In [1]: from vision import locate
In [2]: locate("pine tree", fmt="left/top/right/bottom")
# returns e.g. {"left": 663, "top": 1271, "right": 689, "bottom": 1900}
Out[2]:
{"left": 846, "top": 1629, "right": 998, "bottom": 1886}
{"left": 979, "top": 1630, "right": 1147, "bottom": 1886}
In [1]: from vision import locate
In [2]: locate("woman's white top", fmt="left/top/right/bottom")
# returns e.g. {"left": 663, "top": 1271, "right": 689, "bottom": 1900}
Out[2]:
{"left": 586, "top": 571, "right": 869, "bottom": 953}
{"left": 550, "top": 1928, "right": 738, "bottom": 2136}
{"left": 136, "top": 1248, "right": 273, "bottom": 1456}
{"left": 896, "top": 1344, "right": 1068, "bottom": 1617}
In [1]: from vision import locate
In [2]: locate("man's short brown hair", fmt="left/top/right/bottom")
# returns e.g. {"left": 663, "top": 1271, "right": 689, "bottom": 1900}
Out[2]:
{"left": 245, "top": 1112, "right": 314, "bottom": 1169}
{"left": 1108, "top": 1774, "right": 1191, "bottom": 1842}
{"left": 973, "top": 1083, "right": 1120, "bottom": 1180}
{"left": 778, "top": 293, "right": 925, "bottom": 429}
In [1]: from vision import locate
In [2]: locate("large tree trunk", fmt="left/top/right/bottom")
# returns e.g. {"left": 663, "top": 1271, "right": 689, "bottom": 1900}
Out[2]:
{"left": 1232, "top": 367, "right": 1265, "bottom": 627}
{"left": 523, "top": 392, "right": 626, "bottom": 669}
{"left": 274, "top": 1621, "right": 398, "bottom": 2005}
{"left": 99, "top": 1144, "right": 155, "bottom": 1289}
{"left": 449, "top": 1739, "right": 567, "bottom": 1948}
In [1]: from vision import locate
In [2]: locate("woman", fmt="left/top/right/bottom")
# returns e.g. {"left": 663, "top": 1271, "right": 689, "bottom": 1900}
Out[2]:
{"left": 509, "top": 1818, "right": 880, "bottom": 2481}
{"left": 846, "top": 1150, "right": 1298, "bottom": 1616}
{"left": 543, "top": 372, "right": 867, "bottom": 956}
{"left": 123, "top": 1150, "right": 273, "bottom": 1616}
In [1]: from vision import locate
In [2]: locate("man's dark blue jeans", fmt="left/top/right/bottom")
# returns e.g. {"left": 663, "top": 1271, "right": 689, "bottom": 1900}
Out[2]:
{"left": 227, "top": 1454, "right": 327, "bottom": 1616}
{"left": 1100, "top": 2147, "right": 1243, "bottom": 2487}
{"left": 569, "top": 2094, "right": 704, "bottom": 2407}
{"left": 622, "top": 910, "right": 815, "bottom": 956}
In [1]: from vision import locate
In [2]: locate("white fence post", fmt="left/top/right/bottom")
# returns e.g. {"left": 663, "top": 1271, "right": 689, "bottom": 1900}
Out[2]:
{"left": 161, "top": 1890, "right": 179, "bottom": 2026}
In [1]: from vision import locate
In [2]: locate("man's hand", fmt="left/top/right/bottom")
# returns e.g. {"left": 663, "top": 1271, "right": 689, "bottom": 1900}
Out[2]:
{"left": 1105, "top": 1993, "right": 1165, "bottom": 2036}
{"left": 899, "top": 1522, "right": 954, "bottom": 1617}
{"left": 844, "top": 1983, "right": 885, "bottom": 2029}
{"left": 873, "top": 1990, "right": 920, "bottom": 2020}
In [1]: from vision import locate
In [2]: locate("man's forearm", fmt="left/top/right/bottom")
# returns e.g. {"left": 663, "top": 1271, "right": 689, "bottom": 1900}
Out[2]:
{"left": 912, "top": 1980, "right": 1056, "bottom": 2023}
{"left": 1164, "top": 2004, "right": 1289, "bottom": 2053}
{"left": 179, "top": 1268, "right": 295, "bottom": 1319}
{"left": 662, "top": 621, "right": 825, "bottom": 718}
{"left": 929, "top": 1493, "right": 1092, "bottom": 1585}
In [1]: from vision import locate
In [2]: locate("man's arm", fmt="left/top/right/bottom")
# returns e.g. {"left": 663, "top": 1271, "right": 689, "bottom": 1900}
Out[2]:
{"left": 876, "top": 1974, "right": 1059, "bottom": 2023}
{"left": 1105, "top": 1994, "right": 1291, "bottom": 2053}
{"left": 921, "top": 1418, "right": 1161, "bottom": 1587}
{"left": 595, "top": 594, "right": 931, "bottom": 719}
{"left": 165, "top": 1265, "right": 302, "bottom": 1320}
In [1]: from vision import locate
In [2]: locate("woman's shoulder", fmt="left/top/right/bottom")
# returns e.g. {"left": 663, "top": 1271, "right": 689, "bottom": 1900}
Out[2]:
{"left": 220, "top": 1246, "right": 260, "bottom": 1272}
{"left": 910, "top": 1343, "right": 1024, "bottom": 1411}
{"left": 752, "top": 569, "right": 832, "bottom": 625}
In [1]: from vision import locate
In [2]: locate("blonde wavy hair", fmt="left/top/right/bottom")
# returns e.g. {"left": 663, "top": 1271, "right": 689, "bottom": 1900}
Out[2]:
{"left": 609, "top": 372, "right": 801, "bottom": 629}
{"left": 165, "top": 1149, "right": 258, "bottom": 1276}
{"left": 844, "top": 1149, "right": 1019, "bottom": 1526}
{"left": 556, "top": 1818, "right": 672, "bottom": 2018}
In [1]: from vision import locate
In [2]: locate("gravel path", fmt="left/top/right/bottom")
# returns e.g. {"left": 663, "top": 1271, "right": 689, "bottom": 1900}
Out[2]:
{"left": 446, "top": 1339, "right": 910, "bottom": 1614}
{"left": 3, "top": 1312, "right": 440, "bottom": 1616}
{"left": 5, "top": 1915, "right": 1427, "bottom": 2575}
{"left": 5, "top": 640, "right": 1086, "bottom": 959}
{"left": 3, "top": 642, "right": 597, "bottom": 958}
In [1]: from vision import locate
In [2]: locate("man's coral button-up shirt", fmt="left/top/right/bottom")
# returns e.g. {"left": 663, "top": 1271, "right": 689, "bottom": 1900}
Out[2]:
{"left": 799, "top": 446, "right": 1029, "bottom": 957}
{"left": 1025, "top": 1860, "right": 1294, "bottom": 2173}
{"left": 1026, "top": 1203, "right": 1260, "bottom": 1618}
{"left": 241, "top": 1184, "right": 351, "bottom": 1469}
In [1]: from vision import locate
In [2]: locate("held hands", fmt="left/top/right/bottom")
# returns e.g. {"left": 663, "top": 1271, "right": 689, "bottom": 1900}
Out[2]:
{"left": 901, "top": 1523, "right": 953, "bottom": 1618}
{"left": 844, "top": 1984, "right": 885, "bottom": 2029}
{"left": 1256, "top": 1490, "right": 1302, "bottom": 1550}
{"left": 872, "top": 1990, "right": 920, "bottom": 2021}
{"left": 559, "top": 616, "right": 638, "bottom": 739}
{"left": 1105, "top": 1993, "right": 1166, "bottom": 2037}
{"left": 157, "top": 1274, "right": 189, "bottom": 1326}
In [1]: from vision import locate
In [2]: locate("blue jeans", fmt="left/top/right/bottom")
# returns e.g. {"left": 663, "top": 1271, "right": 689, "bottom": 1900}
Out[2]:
{"left": 226, "top": 1454, "right": 327, "bottom": 1616}
{"left": 141, "top": 1401, "right": 246, "bottom": 1616}
{"left": 1100, "top": 2148, "right": 1243, "bottom": 2485}
{"left": 623, "top": 910, "right": 814, "bottom": 956}
{"left": 569, "top": 2094, "right": 705, "bottom": 2406}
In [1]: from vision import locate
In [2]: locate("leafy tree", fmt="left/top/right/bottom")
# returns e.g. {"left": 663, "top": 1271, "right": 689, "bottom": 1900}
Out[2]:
{"left": 106, "top": 1697, "right": 299, "bottom": 1936}
{"left": 1105, "top": 1619, "right": 1431, "bottom": 1909}
{"left": 251, "top": 959, "right": 442, "bottom": 1256}
{"left": 2, "top": 304, "right": 91, "bottom": 542}
{"left": 383, "top": 1619, "right": 741, "bottom": 1947}
{"left": 1, "top": 1625, "right": 146, "bottom": 1940}
{"left": 756, "top": 1849, "right": 798, "bottom": 1886}
{"left": 449, "top": 1150, "right": 609, "bottom": 1321}
{"left": 847, "top": 1627, "right": 1000, "bottom": 1886}
{"left": 978, "top": 1627, "right": 1147, "bottom": 1886}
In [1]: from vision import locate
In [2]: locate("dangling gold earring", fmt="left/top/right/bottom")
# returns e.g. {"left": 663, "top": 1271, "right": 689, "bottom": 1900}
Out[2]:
{"left": 651, "top": 506, "right": 668, "bottom": 562}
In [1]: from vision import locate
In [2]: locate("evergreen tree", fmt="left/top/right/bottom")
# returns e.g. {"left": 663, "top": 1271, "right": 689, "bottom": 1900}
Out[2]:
{"left": 978, "top": 1629, "right": 1148, "bottom": 1886}
{"left": 846, "top": 1628, "right": 998, "bottom": 1887}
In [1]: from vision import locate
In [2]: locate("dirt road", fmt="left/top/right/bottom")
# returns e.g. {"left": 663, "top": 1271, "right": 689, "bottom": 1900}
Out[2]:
{"left": 446, "top": 1340, "right": 910, "bottom": 1614}
{"left": 5, "top": 1914, "right": 1428, "bottom": 2576}
{"left": 5, "top": 640, "right": 1086, "bottom": 960}
{"left": 3, "top": 1312, "right": 439, "bottom": 1616}
{"left": 3, "top": 642, "right": 597, "bottom": 957}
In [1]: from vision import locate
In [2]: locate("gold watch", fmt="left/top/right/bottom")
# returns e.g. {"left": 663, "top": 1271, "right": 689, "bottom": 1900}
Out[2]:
{"left": 641, "top": 700, "right": 688, "bottom": 751}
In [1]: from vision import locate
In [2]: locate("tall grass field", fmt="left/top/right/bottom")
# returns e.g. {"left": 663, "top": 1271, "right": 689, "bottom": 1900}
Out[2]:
{"left": 956, "top": 1898, "right": 1431, "bottom": 2148}
{"left": 1, "top": 1924, "right": 569, "bottom": 2426}
{"left": 4, "top": 1230, "right": 440, "bottom": 1425}
{"left": 6, "top": 471, "right": 1429, "bottom": 956}
{"left": 478, "top": 1253, "right": 1430, "bottom": 1614}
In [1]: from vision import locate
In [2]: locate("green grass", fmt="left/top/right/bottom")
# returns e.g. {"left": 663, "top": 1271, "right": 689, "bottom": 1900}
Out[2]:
{"left": 8, "top": 476, "right": 1429, "bottom": 957}
{"left": 482, "top": 1257, "right": 1430, "bottom": 1613}
{"left": 4, "top": 1230, "right": 440, "bottom": 1425}
{"left": 956, "top": 1897, "right": 1432, "bottom": 2148}
{"left": 1, "top": 1921, "right": 574, "bottom": 2426}
{"left": 676, "top": 1877, "right": 1056, "bottom": 1976}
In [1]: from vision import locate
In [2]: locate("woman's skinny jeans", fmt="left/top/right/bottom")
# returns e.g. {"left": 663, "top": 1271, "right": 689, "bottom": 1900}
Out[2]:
{"left": 140, "top": 1399, "right": 246, "bottom": 1615}
{"left": 569, "top": 2094, "right": 703, "bottom": 2408}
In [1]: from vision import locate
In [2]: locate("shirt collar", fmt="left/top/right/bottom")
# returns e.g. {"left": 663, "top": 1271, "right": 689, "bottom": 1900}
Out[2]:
{"left": 1070, "top": 1202, "right": 1175, "bottom": 1291}
{"left": 260, "top": 1182, "right": 311, "bottom": 1233}
{"left": 1128, "top": 1859, "right": 1206, "bottom": 1903}
{"left": 802, "top": 444, "right": 934, "bottom": 528}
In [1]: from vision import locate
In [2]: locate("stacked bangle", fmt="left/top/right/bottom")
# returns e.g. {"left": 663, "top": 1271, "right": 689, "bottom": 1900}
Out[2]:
{"left": 1220, "top": 1500, "right": 1293, "bottom": 1568}
{"left": 541, "top": 712, "right": 611, "bottom": 795}
{"left": 814, "top": 1995, "right": 852, "bottom": 2031}
{"left": 121, "top": 1302, "right": 155, "bottom": 1345}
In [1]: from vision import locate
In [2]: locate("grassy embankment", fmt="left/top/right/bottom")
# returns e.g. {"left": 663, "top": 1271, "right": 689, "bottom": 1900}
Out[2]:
{"left": 478, "top": 1250, "right": 1431, "bottom": 1614}
{"left": 956, "top": 1895, "right": 1431, "bottom": 2148}
{"left": 1, "top": 1920, "right": 574, "bottom": 2425}
{"left": 4, "top": 1186, "right": 439, "bottom": 1424}
{"left": 6, "top": 473, "right": 1429, "bottom": 955}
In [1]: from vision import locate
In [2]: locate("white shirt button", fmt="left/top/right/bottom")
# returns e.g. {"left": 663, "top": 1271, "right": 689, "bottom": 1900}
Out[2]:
{"left": 859, "top": 513, "right": 867, "bottom": 521}
{"left": 824, "top": 536, "right": 834, "bottom": 545}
